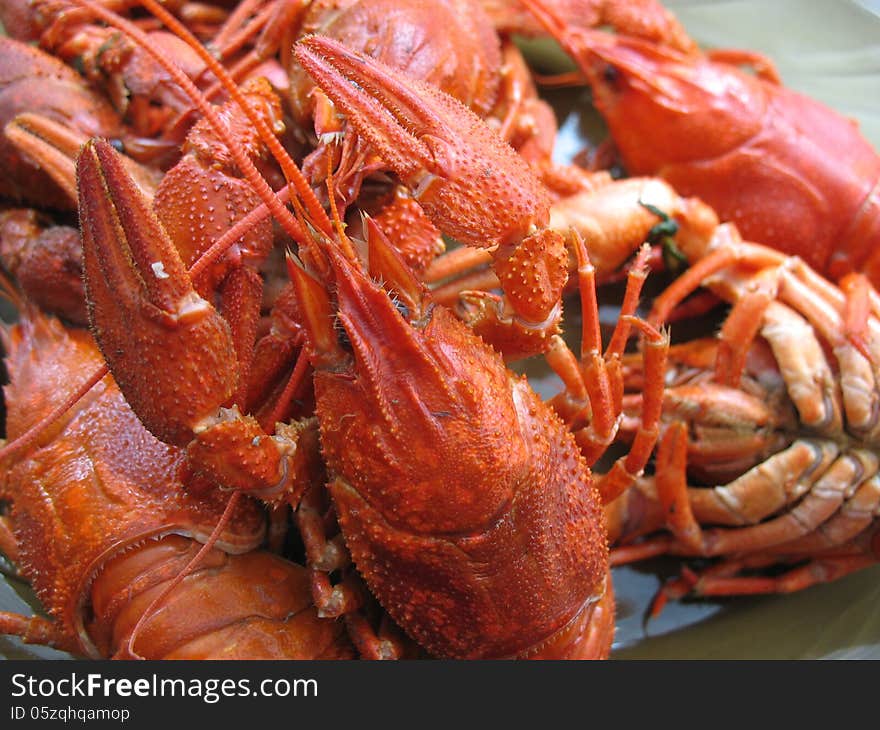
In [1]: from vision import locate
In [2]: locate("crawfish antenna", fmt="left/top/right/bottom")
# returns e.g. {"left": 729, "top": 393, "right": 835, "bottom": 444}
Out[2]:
{"left": 68, "top": 0, "right": 326, "bottom": 263}
{"left": 137, "top": 0, "right": 334, "bottom": 237}
{"left": 124, "top": 491, "right": 244, "bottom": 660}
{"left": 325, "top": 149, "right": 359, "bottom": 263}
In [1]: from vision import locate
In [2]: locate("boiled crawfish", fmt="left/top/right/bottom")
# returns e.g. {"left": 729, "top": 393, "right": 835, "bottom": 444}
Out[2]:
{"left": 0, "top": 301, "right": 353, "bottom": 659}
{"left": 7, "top": 0, "right": 873, "bottom": 659}
{"left": 71, "top": 84, "right": 622, "bottom": 661}
{"left": 520, "top": 0, "right": 880, "bottom": 287}
{"left": 283, "top": 226, "right": 617, "bottom": 658}
{"left": 607, "top": 220, "right": 880, "bottom": 605}
{"left": 52, "top": 0, "right": 682, "bottom": 657}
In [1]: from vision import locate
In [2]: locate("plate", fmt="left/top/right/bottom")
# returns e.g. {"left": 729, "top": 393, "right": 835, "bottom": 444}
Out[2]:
{"left": 2, "top": 0, "right": 879, "bottom": 661}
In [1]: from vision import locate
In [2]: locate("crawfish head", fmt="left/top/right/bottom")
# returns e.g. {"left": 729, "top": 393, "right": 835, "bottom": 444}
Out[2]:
{"left": 580, "top": 34, "right": 766, "bottom": 171}
{"left": 528, "top": 15, "right": 880, "bottom": 281}
{"left": 293, "top": 249, "right": 609, "bottom": 659}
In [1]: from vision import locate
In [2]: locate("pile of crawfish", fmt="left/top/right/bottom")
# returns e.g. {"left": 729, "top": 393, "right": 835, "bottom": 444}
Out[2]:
{"left": 0, "top": 0, "right": 878, "bottom": 660}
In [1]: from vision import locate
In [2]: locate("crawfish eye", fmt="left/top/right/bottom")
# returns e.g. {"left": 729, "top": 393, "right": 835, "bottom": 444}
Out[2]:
{"left": 602, "top": 64, "right": 619, "bottom": 86}
{"left": 392, "top": 297, "right": 410, "bottom": 322}
{"left": 109, "top": 138, "right": 125, "bottom": 154}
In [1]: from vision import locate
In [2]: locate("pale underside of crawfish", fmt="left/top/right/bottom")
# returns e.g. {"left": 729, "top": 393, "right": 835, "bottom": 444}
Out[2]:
{"left": 608, "top": 230, "right": 880, "bottom": 604}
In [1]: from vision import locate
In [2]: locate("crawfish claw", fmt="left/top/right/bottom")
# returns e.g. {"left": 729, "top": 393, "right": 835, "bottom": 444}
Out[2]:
{"left": 78, "top": 138, "right": 300, "bottom": 496}
{"left": 78, "top": 137, "right": 238, "bottom": 447}
{"left": 294, "top": 35, "right": 551, "bottom": 249}
{"left": 294, "top": 35, "right": 568, "bottom": 328}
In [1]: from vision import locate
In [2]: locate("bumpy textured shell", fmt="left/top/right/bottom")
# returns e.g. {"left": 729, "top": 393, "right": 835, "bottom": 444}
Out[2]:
{"left": 313, "top": 256, "right": 609, "bottom": 658}
{"left": 3, "top": 310, "right": 354, "bottom": 659}
{"left": 288, "top": 0, "right": 502, "bottom": 123}
{"left": 1, "top": 311, "right": 264, "bottom": 642}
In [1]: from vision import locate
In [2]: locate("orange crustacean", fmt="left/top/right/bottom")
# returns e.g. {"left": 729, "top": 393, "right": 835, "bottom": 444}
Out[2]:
{"left": 2, "top": 0, "right": 880, "bottom": 661}
{"left": 0, "top": 0, "right": 667, "bottom": 659}
{"left": 0, "top": 294, "right": 354, "bottom": 659}
{"left": 520, "top": 0, "right": 880, "bottom": 287}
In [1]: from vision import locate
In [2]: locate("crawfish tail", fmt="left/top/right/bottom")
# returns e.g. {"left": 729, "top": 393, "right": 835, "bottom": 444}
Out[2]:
{"left": 1, "top": 308, "right": 350, "bottom": 658}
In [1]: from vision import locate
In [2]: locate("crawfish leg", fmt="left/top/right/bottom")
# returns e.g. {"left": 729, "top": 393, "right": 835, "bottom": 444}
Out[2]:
{"left": 765, "top": 473, "right": 880, "bottom": 555}
{"left": 296, "top": 484, "right": 364, "bottom": 618}
{"left": 343, "top": 602, "right": 406, "bottom": 661}
{"left": 713, "top": 268, "right": 780, "bottom": 386}
{"left": 212, "top": 0, "right": 275, "bottom": 58}
{"left": 612, "top": 440, "right": 843, "bottom": 561}
{"left": 682, "top": 469, "right": 880, "bottom": 603}
{"left": 5, "top": 113, "right": 160, "bottom": 205}
{"left": 838, "top": 272, "right": 873, "bottom": 359}
{"left": 647, "top": 557, "right": 776, "bottom": 616}
{"left": 546, "top": 238, "right": 649, "bottom": 464}
{"left": 422, "top": 246, "right": 493, "bottom": 290}
{"left": 705, "top": 48, "right": 781, "bottom": 85}
{"left": 5, "top": 115, "right": 80, "bottom": 205}
{"left": 776, "top": 270, "right": 880, "bottom": 438}
{"left": 685, "top": 555, "right": 877, "bottom": 598}
{"left": 595, "top": 316, "right": 667, "bottom": 504}
{"left": 647, "top": 546, "right": 870, "bottom": 616}
{"left": 547, "top": 241, "right": 668, "bottom": 503}
{"left": 650, "top": 421, "right": 702, "bottom": 552}
{"left": 610, "top": 536, "right": 674, "bottom": 566}
{"left": 649, "top": 238, "right": 784, "bottom": 326}
{"left": 0, "top": 613, "right": 81, "bottom": 654}
{"left": 687, "top": 448, "right": 875, "bottom": 558}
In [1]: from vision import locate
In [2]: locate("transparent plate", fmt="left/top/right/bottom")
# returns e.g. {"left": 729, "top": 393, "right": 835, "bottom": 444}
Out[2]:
{"left": 2, "top": 0, "right": 879, "bottom": 661}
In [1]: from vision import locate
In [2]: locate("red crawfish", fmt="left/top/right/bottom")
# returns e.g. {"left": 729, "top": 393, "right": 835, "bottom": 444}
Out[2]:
{"left": 520, "top": 0, "right": 880, "bottom": 286}
{"left": 0, "top": 303, "right": 353, "bottom": 659}
{"left": 286, "top": 219, "right": 618, "bottom": 659}
{"left": 607, "top": 220, "right": 880, "bottom": 609}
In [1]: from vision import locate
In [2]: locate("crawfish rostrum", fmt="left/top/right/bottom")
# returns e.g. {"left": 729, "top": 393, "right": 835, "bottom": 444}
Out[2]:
{"left": 0, "top": 0, "right": 878, "bottom": 659}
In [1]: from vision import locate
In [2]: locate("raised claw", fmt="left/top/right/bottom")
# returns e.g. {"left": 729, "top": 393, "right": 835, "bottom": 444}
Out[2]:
{"left": 294, "top": 34, "right": 548, "bottom": 249}
{"left": 77, "top": 138, "right": 296, "bottom": 496}
{"left": 78, "top": 137, "right": 238, "bottom": 448}
{"left": 294, "top": 34, "right": 568, "bottom": 330}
